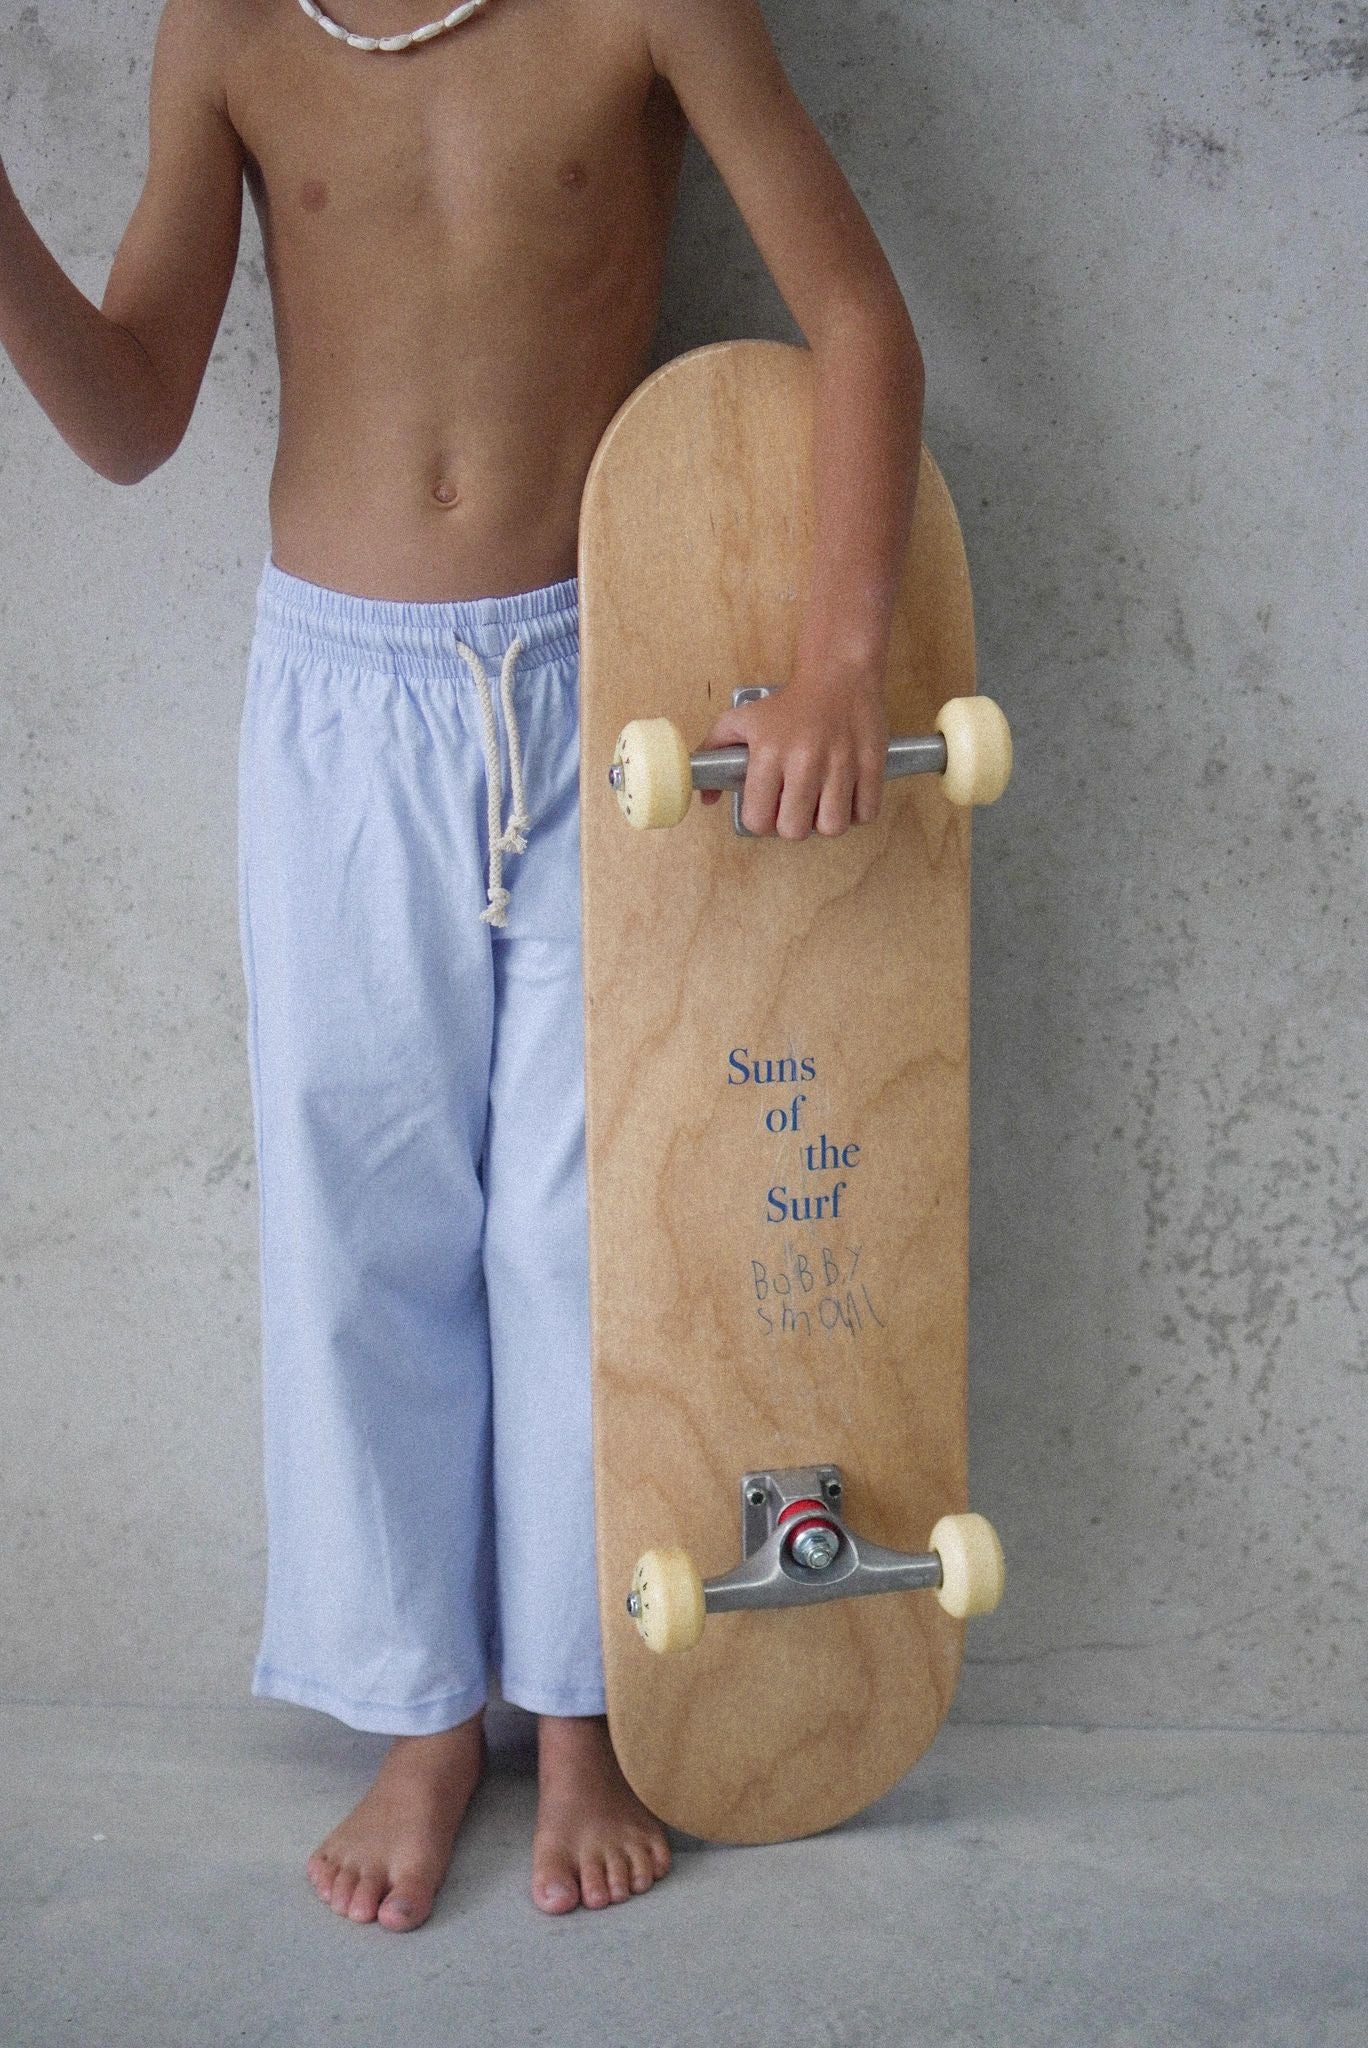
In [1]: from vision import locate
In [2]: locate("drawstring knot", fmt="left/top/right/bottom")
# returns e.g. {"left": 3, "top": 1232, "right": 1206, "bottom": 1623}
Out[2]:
{"left": 455, "top": 634, "right": 530, "bottom": 927}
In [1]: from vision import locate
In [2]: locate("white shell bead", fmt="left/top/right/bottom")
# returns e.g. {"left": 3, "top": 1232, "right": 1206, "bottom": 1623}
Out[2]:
{"left": 296, "top": 0, "right": 490, "bottom": 54}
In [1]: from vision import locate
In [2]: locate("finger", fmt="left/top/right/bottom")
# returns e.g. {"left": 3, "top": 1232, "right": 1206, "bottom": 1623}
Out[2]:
{"left": 697, "top": 708, "right": 762, "bottom": 814}
{"left": 696, "top": 704, "right": 757, "bottom": 751}
{"left": 853, "top": 751, "right": 885, "bottom": 826}
{"left": 815, "top": 754, "right": 858, "bottom": 836}
{"left": 775, "top": 752, "right": 823, "bottom": 840}
{"left": 740, "top": 746, "right": 784, "bottom": 836}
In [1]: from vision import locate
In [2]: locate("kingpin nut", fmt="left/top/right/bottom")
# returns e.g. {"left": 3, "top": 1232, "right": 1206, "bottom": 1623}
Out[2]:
{"left": 791, "top": 1525, "right": 840, "bottom": 1572}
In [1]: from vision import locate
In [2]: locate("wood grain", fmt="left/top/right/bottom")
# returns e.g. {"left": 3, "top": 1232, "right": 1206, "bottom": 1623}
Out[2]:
{"left": 578, "top": 340, "right": 976, "bottom": 1843}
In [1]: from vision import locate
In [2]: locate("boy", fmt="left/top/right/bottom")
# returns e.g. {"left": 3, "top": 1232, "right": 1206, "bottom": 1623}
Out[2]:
{"left": 0, "top": 0, "right": 923, "bottom": 1927}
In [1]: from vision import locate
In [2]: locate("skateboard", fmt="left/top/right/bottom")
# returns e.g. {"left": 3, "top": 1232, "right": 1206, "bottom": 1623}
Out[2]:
{"left": 576, "top": 338, "right": 1010, "bottom": 1846}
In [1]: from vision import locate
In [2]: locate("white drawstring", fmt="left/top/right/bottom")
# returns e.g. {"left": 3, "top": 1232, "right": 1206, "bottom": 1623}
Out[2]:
{"left": 455, "top": 635, "right": 530, "bottom": 927}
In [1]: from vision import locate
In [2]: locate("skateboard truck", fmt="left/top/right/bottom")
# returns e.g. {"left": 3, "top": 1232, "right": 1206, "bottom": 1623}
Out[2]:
{"left": 626, "top": 1464, "right": 1004, "bottom": 1655}
{"left": 606, "top": 685, "right": 1012, "bottom": 832}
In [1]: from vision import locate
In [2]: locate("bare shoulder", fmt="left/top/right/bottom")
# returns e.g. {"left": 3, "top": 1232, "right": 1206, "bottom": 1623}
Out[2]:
{"left": 587, "top": 0, "right": 664, "bottom": 69}
{"left": 147, "top": 0, "right": 265, "bottom": 119}
{"left": 631, "top": 0, "right": 786, "bottom": 78}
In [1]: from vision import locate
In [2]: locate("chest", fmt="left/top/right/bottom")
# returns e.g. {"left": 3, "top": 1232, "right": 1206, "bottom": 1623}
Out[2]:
{"left": 228, "top": 0, "right": 681, "bottom": 257}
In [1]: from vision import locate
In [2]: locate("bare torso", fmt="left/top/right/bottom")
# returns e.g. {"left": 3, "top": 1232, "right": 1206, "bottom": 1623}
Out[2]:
{"left": 221, "top": 0, "right": 687, "bottom": 599}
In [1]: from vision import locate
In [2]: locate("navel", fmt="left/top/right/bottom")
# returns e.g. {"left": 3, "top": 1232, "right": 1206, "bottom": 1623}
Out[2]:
{"left": 432, "top": 478, "right": 461, "bottom": 507}
{"left": 299, "top": 177, "right": 329, "bottom": 212}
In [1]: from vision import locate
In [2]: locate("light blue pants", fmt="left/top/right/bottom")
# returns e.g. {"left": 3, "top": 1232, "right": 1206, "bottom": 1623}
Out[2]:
{"left": 237, "top": 557, "right": 605, "bottom": 1733}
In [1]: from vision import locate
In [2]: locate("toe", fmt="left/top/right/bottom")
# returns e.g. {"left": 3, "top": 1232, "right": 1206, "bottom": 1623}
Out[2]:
{"left": 377, "top": 1875, "right": 435, "bottom": 1931}
{"left": 376, "top": 1875, "right": 430, "bottom": 1925}
{"left": 625, "top": 1842, "right": 655, "bottom": 1893}
{"left": 531, "top": 1846, "right": 580, "bottom": 1916}
{"left": 307, "top": 1852, "right": 336, "bottom": 1898}
{"left": 347, "top": 1872, "right": 385, "bottom": 1922}
{"left": 604, "top": 1850, "right": 632, "bottom": 1904}
{"left": 329, "top": 1865, "right": 360, "bottom": 1917}
{"left": 580, "top": 1852, "right": 611, "bottom": 1910}
{"left": 649, "top": 1833, "right": 672, "bottom": 1879}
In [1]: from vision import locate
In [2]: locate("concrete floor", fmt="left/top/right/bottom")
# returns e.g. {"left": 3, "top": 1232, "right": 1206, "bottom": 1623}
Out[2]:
{"left": 2, "top": 1707, "right": 1363, "bottom": 2047}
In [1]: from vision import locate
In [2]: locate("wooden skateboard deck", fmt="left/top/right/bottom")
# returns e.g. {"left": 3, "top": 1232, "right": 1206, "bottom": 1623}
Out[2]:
{"left": 577, "top": 339, "right": 978, "bottom": 1844}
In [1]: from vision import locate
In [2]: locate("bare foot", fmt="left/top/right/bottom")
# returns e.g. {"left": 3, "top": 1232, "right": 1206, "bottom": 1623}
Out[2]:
{"left": 530, "top": 1714, "right": 671, "bottom": 1914}
{"left": 306, "top": 1711, "right": 486, "bottom": 1931}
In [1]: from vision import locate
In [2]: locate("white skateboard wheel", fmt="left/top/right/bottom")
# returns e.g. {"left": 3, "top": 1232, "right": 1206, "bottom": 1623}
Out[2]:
{"left": 930, "top": 1512, "right": 1005, "bottom": 1618}
{"left": 934, "top": 696, "right": 1013, "bottom": 806}
{"left": 629, "top": 1546, "right": 706, "bottom": 1653}
{"left": 612, "top": 718, "right": 694, "bottom": 829}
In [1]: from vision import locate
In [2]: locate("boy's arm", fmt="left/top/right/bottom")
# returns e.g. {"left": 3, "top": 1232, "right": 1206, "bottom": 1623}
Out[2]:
{"left": 0, "top": 0, "right": 243, "bottom": 485}
{"left": 641, "top": 0, "right": 925, "bottom": 838}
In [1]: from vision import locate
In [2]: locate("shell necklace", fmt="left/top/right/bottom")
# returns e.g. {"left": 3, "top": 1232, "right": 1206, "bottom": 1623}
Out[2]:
{"left": 295, "top": 0, "right": 493, "bottom": 52}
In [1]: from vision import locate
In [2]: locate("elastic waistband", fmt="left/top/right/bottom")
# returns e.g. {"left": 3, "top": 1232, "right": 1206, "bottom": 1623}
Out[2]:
{"left": 253, "top": 556, "right": 579, "bottom": 675}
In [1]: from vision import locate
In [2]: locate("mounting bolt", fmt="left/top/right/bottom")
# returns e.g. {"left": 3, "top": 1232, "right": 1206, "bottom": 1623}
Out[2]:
{"left": 747, "top": 1485, "right": 768, "bottom": 1507}
{"left": 626, "top": 1590, "right": 641, "bottom": 1618}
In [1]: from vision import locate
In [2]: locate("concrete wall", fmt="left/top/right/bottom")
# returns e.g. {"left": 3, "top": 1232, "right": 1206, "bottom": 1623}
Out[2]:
{"left": 2, "top": 2, "right": 1363, "bottom": 1730}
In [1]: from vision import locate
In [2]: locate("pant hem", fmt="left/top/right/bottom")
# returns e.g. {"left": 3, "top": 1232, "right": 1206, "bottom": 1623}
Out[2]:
{"left": 252, "top": 1660, "right": 488, "bottom": 1735}
{"left": 499, "top": 1674, "right": 608, "bottom": 1718}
